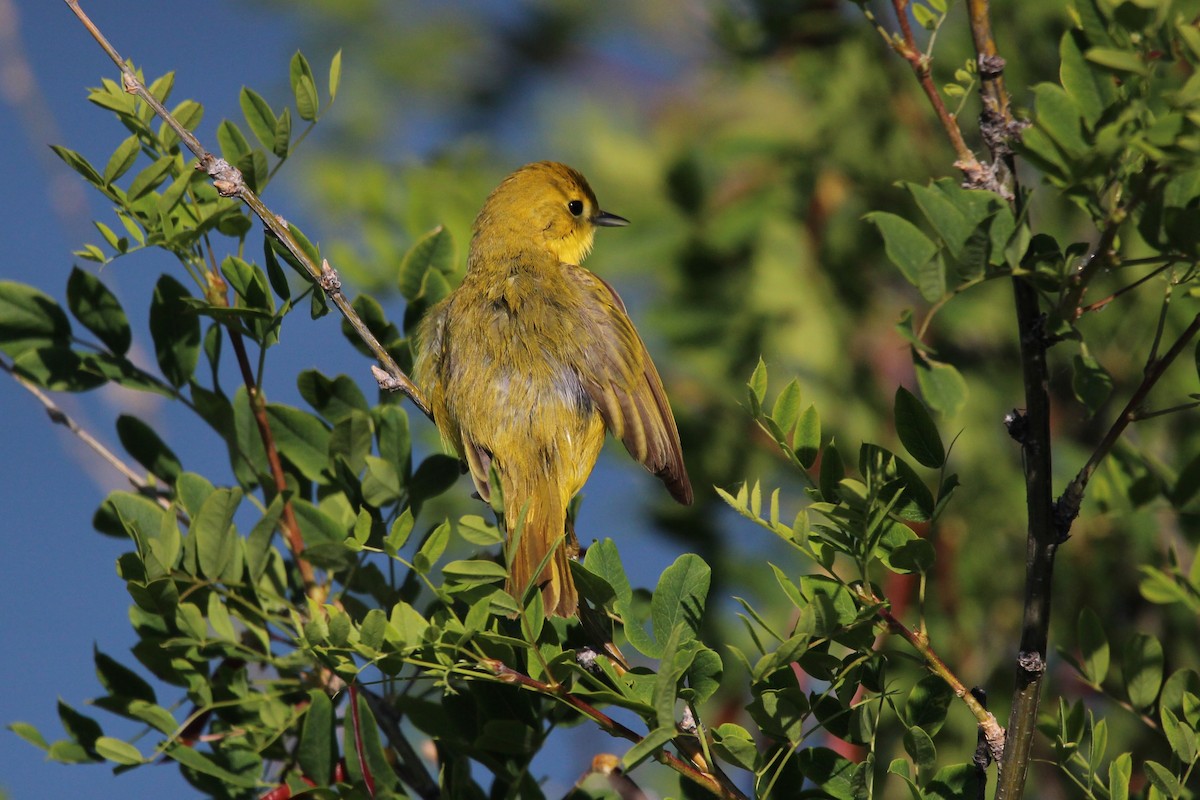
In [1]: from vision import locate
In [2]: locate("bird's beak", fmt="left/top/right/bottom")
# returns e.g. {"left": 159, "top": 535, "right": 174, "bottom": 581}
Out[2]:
{"left": 593, "top": 210, "right": 629, "bottom": 227}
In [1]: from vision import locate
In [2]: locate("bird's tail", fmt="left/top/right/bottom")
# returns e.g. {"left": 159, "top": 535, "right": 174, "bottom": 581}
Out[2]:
{"left": 505, "top": 479, "right": 578, "bottom": 618}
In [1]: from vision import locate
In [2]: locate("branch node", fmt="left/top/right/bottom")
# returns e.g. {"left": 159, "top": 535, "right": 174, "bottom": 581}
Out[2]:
{"left": 1003, "top": 408, "right": 1027, "bottom": 443}
{"left": 978, "top": 53, "right": 1006, "bottom": 78}
{"left": 1016, "top": 650, "right": 1045, "bottom": 677}
{"left": 1051, "top": 493, "right": 1078, "bottom": 543}
{"left": 318, "top": 259, "right": 342, "bottom": 293}
{"left": 203, "top": 156, "right": 244, "bottom": 197}
{"left": 371, "top": 365, "right": 404, "bottom": 392}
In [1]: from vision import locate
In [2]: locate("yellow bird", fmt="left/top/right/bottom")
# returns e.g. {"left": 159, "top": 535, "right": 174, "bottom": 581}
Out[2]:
{"left": 414, "top": 161, "right": 692, "bottom": 617}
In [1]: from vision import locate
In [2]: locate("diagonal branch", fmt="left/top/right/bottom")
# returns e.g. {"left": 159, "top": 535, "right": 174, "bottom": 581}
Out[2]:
{"left": 481, "top": 659, "right": 750, "bottom": 800}
{"left": 871, "top": 598, "right": 1005, "bottom": 763}
{"left": 1056, "top": 312, "right": 1200, "bottom": 529}
{"left": 1, "top": 353, "right": 169, "bottom": 509}
{"left": 62, "top": 0, "right": 431, "bottom": 420}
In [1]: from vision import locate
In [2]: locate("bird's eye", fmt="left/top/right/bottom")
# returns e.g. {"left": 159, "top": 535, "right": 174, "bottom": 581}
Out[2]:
{"left": 567, "top": 199, "right": 584, "bottom": 216}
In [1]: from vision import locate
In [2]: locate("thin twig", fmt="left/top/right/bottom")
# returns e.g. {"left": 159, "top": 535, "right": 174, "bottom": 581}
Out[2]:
{"left": 481, "top": 659, "right": 750, "bottom": 800}
{"left": 886, "top": 0, "right": 997, "bottom": 191}
{"left": 1058, "top": 222, "right": 1122, "bottom": 322}
{"left": 1079, "top": 261, "right": 1175, "bottom": 315}
{"left": 871, "top": 597, "right": 1005, "bottom": 763}
{"left": 62, "top": 0, "right": 431, "bottom": 420}
{"left": 1056, "top": 313, "right": 1200, "bottom": 529}
{"left": 1, "top": 354, "right": 170, "bottom": 510}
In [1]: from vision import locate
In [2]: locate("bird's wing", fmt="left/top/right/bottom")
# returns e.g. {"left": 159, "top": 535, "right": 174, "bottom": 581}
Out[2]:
{"left": 414, "top": 298, "right": 494, "bottom": 503}
{"left": 565, "top": 266, "right": 693, "bottom": 505}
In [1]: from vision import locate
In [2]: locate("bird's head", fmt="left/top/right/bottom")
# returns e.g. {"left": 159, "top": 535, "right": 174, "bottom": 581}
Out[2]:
{"left": 473, "top": 161, "right": 628, "bottom": 265}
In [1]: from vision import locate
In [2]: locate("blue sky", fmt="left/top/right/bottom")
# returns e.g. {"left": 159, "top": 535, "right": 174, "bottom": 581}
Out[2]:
{"left": 0, "top": 2, "right": 704, "bottom": 797}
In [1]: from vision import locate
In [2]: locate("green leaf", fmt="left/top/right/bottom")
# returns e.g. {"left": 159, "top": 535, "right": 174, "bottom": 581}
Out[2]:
{"left": 918, "top": 253, "right": 946, "bottom": 302}
{"left": 66, "top": 267, "right": 131, "bottom": 355}
{"left": 50, "top": 145, "right": 103, "bottom": 187}
{"left": 865, "top": 211, "right": 938, "bottom": 288}
{"left": 1032, "top": 83, "right": 1086, "bottom": 156}
{"left": 914, "top": 353, "right": 967, "bottom": 417}
{"left": 329, "top": 49, "right": 343, "bottom": 101}
{"left": 1072, "top": 351, "right": 1112, "bottom": 413}
{"left": 297, "top": 369, "right": 369, "bottom": 424}
{"left": 193, "top": 488, "right": 242, "bottom": 579}
{"left": 217, "top": 120, "right": 251, "bottom": 164}
{"left": 265, "top": 403, "right": 331, "bottom": 481}
{"left": 622, "top": 726, "right": 675, "bottom": 771}
{"left": 239, "top": 87, "right": 277, "bottom": 150}
{"left": 582, "top": 537, "right": 633, "bottom": 613}
{"left": 1108, "top": 752, "right": 1132, "bottom": 800}
{"left": 1143, "top": 761, "right": 1182, "bottom": 797}
{"left": 116, "top": 415, "right": 182, "bottom": 483}
{"left": 221, "top": 256, "right": 273, "bottom": 316}
{"left": 906, "top": 675, "right": 953, "bottom": 736}
{"left": 246, "top": 497, "right": 282, "bottom": 582}
{"left": 686, "top": 646, "right": 723, "bottom": 705}
{"left": 819, "top": 440, "right": 844, "bottom": 502}
{"left": 398, "top": 226, "right": 456, "bottom": 301}
{"left": 127, "top": 155, "right": 175, "bottom": 201}
{"left": 149, "top": 275, "right": 200, "bottom": 388}
{"left": 925, "top": 763, "right": 980, "bottom": 800}
{"left": 290, "top": 51, "right": 320, "bottom": 121}
{"left": 93, "top": 648, "right": 156, "bottom": 705}
{"left": 1161, "top": 707, "right": 1198, "bottom": 763}
{"left": 651, "top": 554, "right": 710, "bottom": 648}
{"left": 414, "top": 521, "right": 450, "bottom": 573}
{"left": 345, "top": 692, "right": 396, "bottom": 793}
{"left": 1060, "top": 32, "right": 1105, "bottom": 125}
{"left": 103, "top": 135, "right": 140, "bottom": 184}
{"left": 297, "top": 690, "right": 335, "bottom": 786}
{"left": 0, "top": 280, "right": 71, "bottom": 347}
{"left": 903, "top": 725, "right": 937, "bottom": 779}
{"left": 363, "top": 455, "right": 403, "bottom": 507}
{"left": 747, "top": 356, "right": 768, "bottom": 413}
{"left": 272, "top": 106, "right": 292, "bottom": 158}
{"left": 95, "top": 736, "right": 143, "bottom": 765}
{"left": 329, "top": 410, "right": 373, "bottom": 474}
{"left": 455, "top": 515, "right": 503, "bottom": 546}
{"left": 385, "top": 508, "right": 415, "bottom": 554}
{"left": 912, "top": 3, "right": 937, "bottom": 30}
{"left": 57, "top": 699, "right": 101, "bottom": 753}
{"left": 1085, "top": 47, "right": 1148, "bottom": 76}
{"left": 894, "top": 386, "right": 945, "bottom": 468}
{"left": 1078, "top": 607, "right": 1110, "bottom": 686}
{"left": 795, "top": 404, "right": 821, "bottom": 468}
{"left": 771, "top": 378, "right": 802, "bottom": 439}
{"left": 1123, "top": 633, "right": 1164, "bottom": 709}
{"left": 11, "top": 345, "right": 104, "bottom": 392}
{"left": 711, "top": 723, "right": 757, "bottom": 771}
{"left": 163, "top": 743, "right": 258, "bottom": 788}
{"left": 442, "top": 559, "right": 508, "bottom": 583}
{"left": 9, "top": 722, "right": 50, "bottom": 751}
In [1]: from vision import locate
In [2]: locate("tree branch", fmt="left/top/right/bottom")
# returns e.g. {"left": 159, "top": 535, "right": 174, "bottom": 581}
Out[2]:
{"left": 481, "top": 659, "right": 750, "bottom": 800}
{"left": 872, "top": 599, "right": 1005, "bottom": 763}
{"left": 1, "top": 353, "right": 172, "bottom": 511}
{"left": 63, "top": 0, "right": 431, "bottom": 420}
{"left": 1055, "top": 312, "right": 1200, "bottom": 529}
